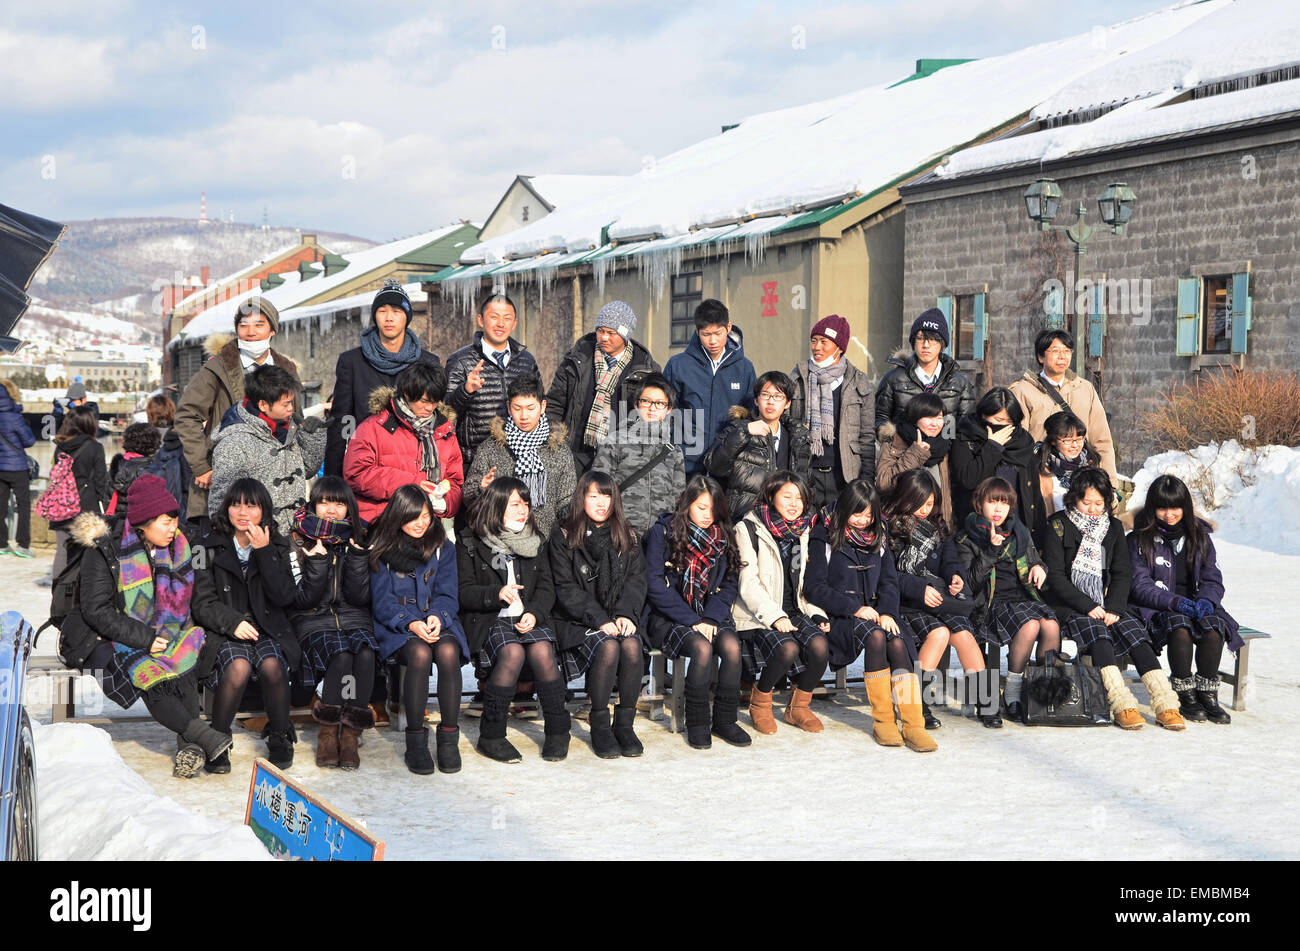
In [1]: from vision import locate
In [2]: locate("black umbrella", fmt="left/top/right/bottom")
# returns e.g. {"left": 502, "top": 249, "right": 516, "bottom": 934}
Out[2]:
{"left": 0, "top": 202, "right": 67, "bottom": 352}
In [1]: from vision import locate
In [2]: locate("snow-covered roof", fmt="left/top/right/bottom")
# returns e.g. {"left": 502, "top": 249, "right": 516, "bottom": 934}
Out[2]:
{"left": 522, "top": 175, "right": 628, "bottom": 210}
{"left": 457, "top": 0, "right": 1224, "bottom": 266}
{"left": 937, "top": 76, "right": 1300, "bottom": 177}
{"left": 169, "top": 224, "right": 465, "bottom": 346}
{"left": 1031, "top": 0, "right": 1295, "bottom": 119}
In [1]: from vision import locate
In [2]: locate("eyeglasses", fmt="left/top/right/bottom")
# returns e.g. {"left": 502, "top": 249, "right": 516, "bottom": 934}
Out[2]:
{"left": 1044, "top": 347, "right": 1073, "bottom": 356}
{"left": 757, "top": 391, "right": 787, "bottom": 403}
{"left": 637, "top": 399, "right": 670, "bottom": 411}
{"left": 1057, "top": 436, "right": 1086, "bottom": 447}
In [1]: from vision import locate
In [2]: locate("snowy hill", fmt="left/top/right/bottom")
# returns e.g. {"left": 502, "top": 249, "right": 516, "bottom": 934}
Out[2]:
{"left": 29, "top": 217, "right": 377, "bottom": 311}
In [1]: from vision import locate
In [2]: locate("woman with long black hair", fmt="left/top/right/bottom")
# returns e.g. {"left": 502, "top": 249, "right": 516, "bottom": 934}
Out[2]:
{"left": 191, "top": 477, "right": 301, "bottom": 771}
{"left": 287, "top": 476, "right": 378, "bottom": 769}
{"left": 369, "top": 483, "right": 469, "bottom": 774}
{"left": 549, "top": 471, "right": 649, "bottom": 758}
{"left": 458, "top": 477, "right": 566, "bottom": 763}
{"left": 644, "top": 475, "right": 749, "bottom": 749}
{"left": 805, "top": 479, "right": 936, "bottom": 751}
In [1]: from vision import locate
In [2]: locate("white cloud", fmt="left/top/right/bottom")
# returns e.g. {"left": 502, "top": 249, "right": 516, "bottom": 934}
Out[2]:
{"left": 0, "top": 31, "right": 117, "bottom": 109}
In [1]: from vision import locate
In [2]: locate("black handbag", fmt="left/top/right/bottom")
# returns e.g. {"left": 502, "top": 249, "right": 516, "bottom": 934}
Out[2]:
{"left": 1022, "top": 650, "right": 1111, "bottom": 726}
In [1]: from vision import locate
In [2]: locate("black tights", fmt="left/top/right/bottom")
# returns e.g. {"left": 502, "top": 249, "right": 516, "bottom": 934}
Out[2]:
{"left": 862, "top": 628, "right": 913, "bottom": 674}
{"left": 398, "top": 637, "right": 463, "bottom": 729}
{"left": 585, "top": 636, "right": 643, "bottom": 710}
{"left": 142, "top": 677, "right": 201, "bottom": 734}
{"left": 489, "top": 640, "right": 561, "bottom": 691}
{"left": 679, "top": 630, "right": 742, "bottom": 691}
{"left": 1165, "top": 626, "right": 1224, "bottom": 679}
{"left": 756, "top": 634, "right": 830, "bottom": 693}
{"left": 212, "top": 657, "right": 289, "bottom": 734}
{"left": 1088, "top": 638, "right": 1159, "bottom": 675}
{"left": 321, "top": 647, "right": 377, "bottom": 707}
{"left": 1007, "top": 619, "right": 1061, "bottom": 674}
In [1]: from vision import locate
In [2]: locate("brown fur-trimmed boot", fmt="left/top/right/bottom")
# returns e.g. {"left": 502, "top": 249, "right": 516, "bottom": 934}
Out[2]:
{"left": 749, "top": 688, "right": 778, "bottom": 734}
{"left": 864, "top": 669, "right": 903, "bottom": 747}
{"left": 1100, "top": 665, "right": 1144, "bottom": 730}
{"left": 339, "top": 703, "right": 375, "bottom": 770}
{"left": 314, "top": 701, "right": 343, "bottom": 769}
{"left": 892, "top": 672, "right": 938, "bottom": 753}
{"left": 1141, "top": 670, "right": 1187, "bottom": 731}
{"left": 784, "top": 688, "right": 824, "bottom": 733}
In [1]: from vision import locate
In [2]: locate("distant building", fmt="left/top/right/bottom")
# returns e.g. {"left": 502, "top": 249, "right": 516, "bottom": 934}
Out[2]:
{"left": 477, "top": 175, "right": 627, "bottom": 243}
{"left": 66, "top": 349, "right": 150, "bottom": 391}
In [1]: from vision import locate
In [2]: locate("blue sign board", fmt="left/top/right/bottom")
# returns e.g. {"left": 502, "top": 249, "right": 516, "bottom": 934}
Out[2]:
{"left": 244, "top": 759, "right": 384, "bottom": 861}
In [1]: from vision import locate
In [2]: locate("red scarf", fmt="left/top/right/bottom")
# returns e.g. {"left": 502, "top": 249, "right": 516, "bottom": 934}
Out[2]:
{"left": 844, "top": 525, "right": 882, "bottom": 553}
{"left": 243, "top": 397, "right": 289, "bottom": 444}
{"left": 757, "top": 503, "right": 814, "bottom": 542}
{"left": 682, "top": 522, "right": 725, "bottom": 614}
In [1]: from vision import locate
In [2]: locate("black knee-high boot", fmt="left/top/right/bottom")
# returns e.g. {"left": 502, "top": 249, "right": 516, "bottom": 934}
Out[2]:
{"left": 685, "top": 686, "right": 712, "bottom": 749}
{"left": 537, "top": 680, "right": 570, "bottom": 762}
{"left": 477, "top": 683, "right": 522, "bottom": 763}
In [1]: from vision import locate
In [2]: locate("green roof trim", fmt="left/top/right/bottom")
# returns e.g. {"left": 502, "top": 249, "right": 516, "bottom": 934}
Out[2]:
{"left": 887, "top": 58, "right": 975, "bottom": 89}
{"left": 396, "top": 224, "right": 483, "bottom": 268}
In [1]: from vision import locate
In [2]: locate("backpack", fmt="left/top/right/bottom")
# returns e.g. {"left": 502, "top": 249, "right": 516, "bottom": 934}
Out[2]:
{"left": 144, "top": 439, "right": 186, "bottom": 511}
{"left": 35, "top": 534, "right": 93, "bottom": 659}
{"left": 34, "top": 450, "right": 81, "bottom": 523}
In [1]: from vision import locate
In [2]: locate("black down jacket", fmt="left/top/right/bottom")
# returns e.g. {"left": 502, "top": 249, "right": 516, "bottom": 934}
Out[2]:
{"left": 444, "top": 332, "right": 539, "bottom": 466}
{"left": 705, "top": 406, "right": 812, "bottom": 519}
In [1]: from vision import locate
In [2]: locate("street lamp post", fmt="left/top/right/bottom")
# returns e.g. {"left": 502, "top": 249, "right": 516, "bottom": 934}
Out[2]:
{"left": 1023, "top": 178, "right": 1136, "bottom": 375}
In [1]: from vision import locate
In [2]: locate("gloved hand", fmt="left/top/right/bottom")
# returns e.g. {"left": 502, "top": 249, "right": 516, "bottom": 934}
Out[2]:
{"left": 301, "top": 415, "right": 327, "bottom": 434}
{"left": 1173, "top": 597, "right": 1199, "bottom": 617}
{"left": 1194, "top": 598, "right": 1216, "bottom": 619}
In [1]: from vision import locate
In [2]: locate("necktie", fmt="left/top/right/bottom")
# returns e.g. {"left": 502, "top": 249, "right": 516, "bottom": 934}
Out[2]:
{"left": 491, "top": 350, "right": 508, "bottom": 371}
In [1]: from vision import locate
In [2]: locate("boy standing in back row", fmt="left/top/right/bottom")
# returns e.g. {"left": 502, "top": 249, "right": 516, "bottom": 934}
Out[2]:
{"left": 663, "top": 299, "right": 756, "bottom": 476}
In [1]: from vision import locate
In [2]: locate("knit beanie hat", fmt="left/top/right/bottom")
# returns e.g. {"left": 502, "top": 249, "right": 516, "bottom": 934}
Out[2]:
{"left": 810, "top": 314, "right": 851, "bottom": 349}
{"left": 371, "top": 278, "right": 412, "bottom": 326}
{"left": 234, "top": 296, "right": 281, "bottom": 335}
{"left": 909, "top": 308, "right": 950, "bottom": 348}
{"left": 66, "top": 381, "right": 87, "bottom": 400}
{"left": 595, "top": 300, "right": 637, "bottom": 340}
{"left": 126, "top": 473, "right": 179, "bottom": 525}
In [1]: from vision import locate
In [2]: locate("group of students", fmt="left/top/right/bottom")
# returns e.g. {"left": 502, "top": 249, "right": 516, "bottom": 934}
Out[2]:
{"left": 46, "top": 280, "right": 1242, "bottom": 781}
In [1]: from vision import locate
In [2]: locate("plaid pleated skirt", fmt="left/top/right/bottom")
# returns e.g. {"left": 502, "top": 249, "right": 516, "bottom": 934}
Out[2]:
{"left": 827, "top": 616, "right": 919, "bottom": 670}
{"left": 100, "top": 652, "right": 145, "bottom": 709}
{"left": 1062, "top": 611, "right": 1151, "bottom": 655}
{"left": 1148, "top": 609, "right": 1231, "bottom": 649}
{"left": 208, "top": 636, "right": 287, "bottom": 688}
{"left": 981, "top": 600, "right": 1057, "bottom": 646}
{"left": 749, "top": 614, "right": 825, "bottom": 678}
{"left": 301, "top": 628, "right": 381, "bottom": 684}
{"left": 662, "top": 621, "right": 737, "bottom": 660}
{"left": 899, "top": 607, "right": 975, "bottom": 649}
{"left": 559, "top": 628, "right": 646, "bottom": 683}
{"left": 475, "top": 618, "right": 559, "bottom": 679}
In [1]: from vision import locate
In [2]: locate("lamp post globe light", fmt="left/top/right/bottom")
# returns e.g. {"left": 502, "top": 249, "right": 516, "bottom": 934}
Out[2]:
{"left": 1022, "top": 177, "right": 1137, "bottom": 374}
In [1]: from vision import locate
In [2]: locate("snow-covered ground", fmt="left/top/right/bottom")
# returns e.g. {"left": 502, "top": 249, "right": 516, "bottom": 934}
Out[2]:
{"left": 8, "top": 445, "right": 1298, "bottom": 860}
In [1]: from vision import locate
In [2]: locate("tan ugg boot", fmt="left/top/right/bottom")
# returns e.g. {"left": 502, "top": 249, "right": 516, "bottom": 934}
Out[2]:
{"left": 864, "top": 669, "right": 903, "bottom": 747}
{"left": 892, "top": 672, "right": 938, "bottom": 753}
{"left": 1141, "top": 670, "right": 1187, "bottom": 731}
{"left": 749, "top": 688, "right": 778, "bottom": 734}
{"left": 1100, "top": 665, "right": 1144, "bottom": 730}
{"left": 784, "top": 688, "right": 824, "bottom": 733}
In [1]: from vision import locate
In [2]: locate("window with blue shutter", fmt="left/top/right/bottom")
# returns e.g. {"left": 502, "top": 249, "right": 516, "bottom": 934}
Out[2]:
{"left": 1087, "top": 283, "right": 1106, "bottom": 358}
{"left": 1044, "top": 284, "right": 1065, "bottom": 330}
{"left": 1176, "top": 277, "right": 1200, "bottom": 356}
{"left": 1230, "top": 271, "right": 1251, "bottom": 355}
{"left": 936, "top": 296, "right": 953, "bottom": 356}
{"left": 973, "top": 292, "right": 987, "bottom": 360}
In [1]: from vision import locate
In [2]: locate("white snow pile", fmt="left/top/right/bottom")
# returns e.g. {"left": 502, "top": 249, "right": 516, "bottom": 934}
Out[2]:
{"left": 33, "top": 721, "right": 271, "bottom": 861}
{"left": 1131, "top": 441, "right": 1300, "bottom": 553}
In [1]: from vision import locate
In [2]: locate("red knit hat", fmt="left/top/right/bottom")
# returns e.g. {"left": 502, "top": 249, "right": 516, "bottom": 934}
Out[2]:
{"left": 126, "top": 473, "right": 179, "bottom": 526}
{"left": 810, "top": 314, "right": 851, "bottom": 349}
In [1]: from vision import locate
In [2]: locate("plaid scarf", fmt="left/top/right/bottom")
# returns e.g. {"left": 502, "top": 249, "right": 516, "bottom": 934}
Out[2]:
{"left": 895, "top": 516, "right": 941, "bottom": 576}
{"left": 393, "top": 396, "right": 442, "bottom": 482}
{"left": 505, "top": 414, "right": 550, "bottom": 506}
{"left": 1066, "top": 508, "right": 1108, "bottom": 606}
{"left": 243, "top": 397, "right": 288, "bottom": 444}
{"left": 844, "top": 526, "right": 882, "bottom": 553}
{"left": 582, "top": 345, "right": 632, "bottom": 448}
{"left": 1046, "top": 448, "right": 1089, "bottom": 490}
{"left": 681, "top": 522, "right": 725, "bottom": 614}
{"left": 757, "top": 503, "right": 814, "bottom": 543}
{"left": 804, "top": 358, "right": 847, "bottom": 458}
{"left": 292, "top": 505, "right": 352, "bottom": 546}
{"left": 114, "top": 517, "right": 204, "bottom": 690}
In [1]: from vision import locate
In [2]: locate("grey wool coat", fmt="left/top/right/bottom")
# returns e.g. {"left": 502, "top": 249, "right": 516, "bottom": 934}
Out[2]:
{"left": 789, "top": 357, "right": 876, "bottom": 484}
{"left": 463, "top": 416, "right": 578, "bottom": 539}
{"left": 208, "top": 402, "right": 327, "bottom": 536}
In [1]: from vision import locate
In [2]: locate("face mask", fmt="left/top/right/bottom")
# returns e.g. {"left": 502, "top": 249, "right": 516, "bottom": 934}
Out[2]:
{"left": 503, "top": 518, "right": 528, "bottom": 533}
{"left": 811, "top": 354, "right": 838, "bottom": 369}
{"left": 238, "top": 337, "right": 272, "bottom": 358}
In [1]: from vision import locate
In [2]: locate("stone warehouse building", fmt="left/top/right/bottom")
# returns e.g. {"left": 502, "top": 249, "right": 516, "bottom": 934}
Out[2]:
{"left": 900, "top": 0, "right": 1300, "bottom": 467}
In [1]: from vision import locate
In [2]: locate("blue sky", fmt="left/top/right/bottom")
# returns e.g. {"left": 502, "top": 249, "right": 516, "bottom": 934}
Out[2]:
{"left": 2, "top": 0, "right": 1175, "bottom": 241}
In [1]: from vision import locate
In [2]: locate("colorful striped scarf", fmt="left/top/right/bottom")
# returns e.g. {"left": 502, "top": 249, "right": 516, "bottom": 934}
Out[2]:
{"left": 114, "top": 517, "right": 204, "bottom": 690}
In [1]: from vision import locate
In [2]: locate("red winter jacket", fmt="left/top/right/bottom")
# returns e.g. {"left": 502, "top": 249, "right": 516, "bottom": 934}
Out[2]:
{"left": 343, "top": 388, "right": 463, "bottom": 523}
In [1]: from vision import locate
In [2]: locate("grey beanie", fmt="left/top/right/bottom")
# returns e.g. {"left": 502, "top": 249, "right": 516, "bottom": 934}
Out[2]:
{"left": 595, "top": 300, "right": 637, "bottom": 340}
{"left": 66, "top": 381, "right": 87, "bottom": 400}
